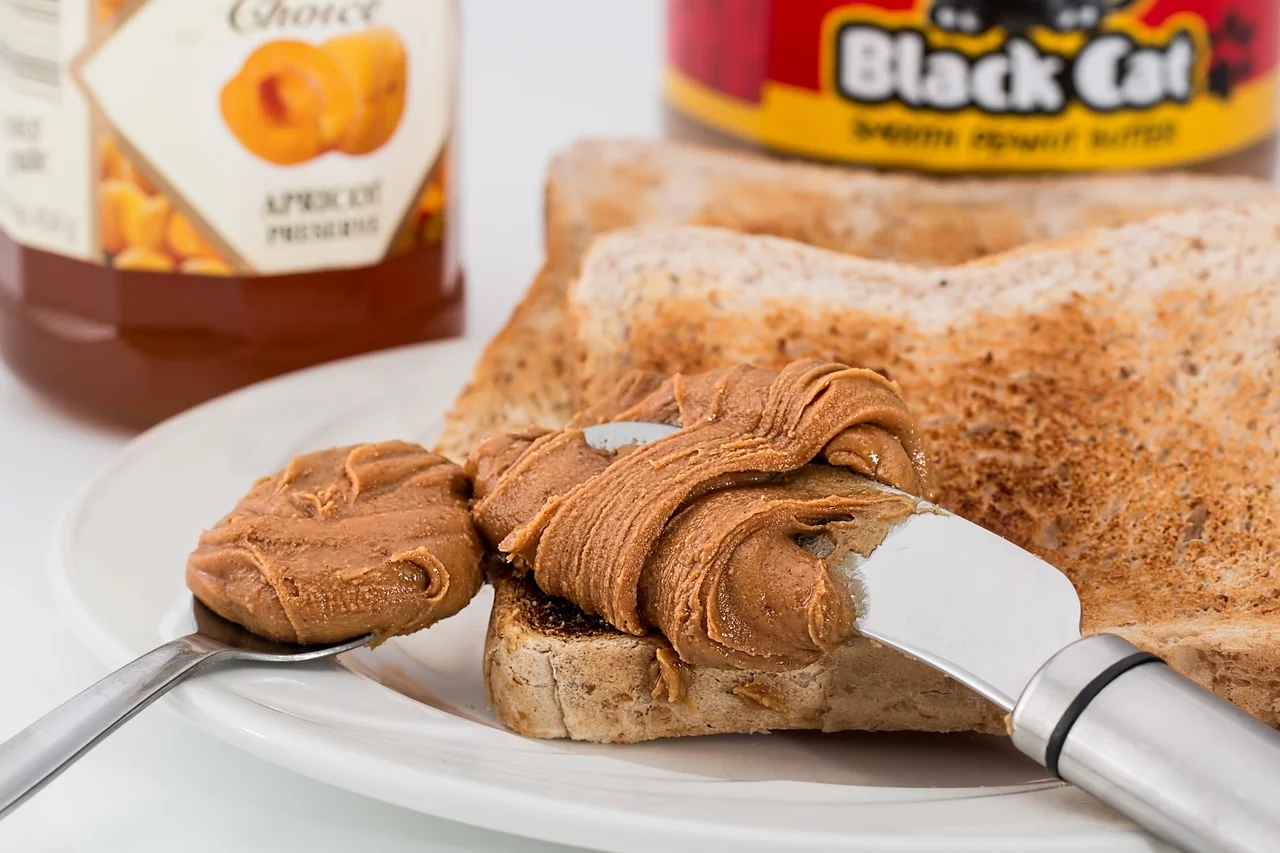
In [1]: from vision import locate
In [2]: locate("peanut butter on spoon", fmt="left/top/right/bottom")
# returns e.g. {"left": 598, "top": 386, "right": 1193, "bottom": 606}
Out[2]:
{"left": 187, "top": 441, "right": 484, "bottom": 645}
{"left": 468, "top": 360, "right": 931, "bottom": 671}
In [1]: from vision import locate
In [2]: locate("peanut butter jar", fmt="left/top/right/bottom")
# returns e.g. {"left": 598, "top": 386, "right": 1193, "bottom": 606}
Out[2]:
{"left": 0, "top": 0, "right": 462, "bottom": 426}
{"left": 665, "top": 0, "right": 1277, "bottom": 178}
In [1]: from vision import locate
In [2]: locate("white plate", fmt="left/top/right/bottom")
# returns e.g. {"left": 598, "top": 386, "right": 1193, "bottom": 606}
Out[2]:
{"left": 51, "top": 339, "right": 1165, "bottom": 853}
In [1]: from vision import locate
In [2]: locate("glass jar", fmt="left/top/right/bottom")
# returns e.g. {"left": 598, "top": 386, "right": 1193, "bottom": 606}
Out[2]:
{"left": 665, "top": 0, "right": 1276, "bottom": 178}
{"left": 0, "top": 0, "right": 462, "bottom": 425}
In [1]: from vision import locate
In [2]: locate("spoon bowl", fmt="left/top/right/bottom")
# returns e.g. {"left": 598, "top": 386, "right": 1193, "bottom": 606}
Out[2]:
{"left": 191, "top": 598, "right": 373, "bottom": 661}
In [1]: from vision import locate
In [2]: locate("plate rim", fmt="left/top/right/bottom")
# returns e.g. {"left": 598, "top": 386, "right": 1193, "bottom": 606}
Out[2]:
{"left": 47, "top": 338, "right": 1155, "bottom": 853}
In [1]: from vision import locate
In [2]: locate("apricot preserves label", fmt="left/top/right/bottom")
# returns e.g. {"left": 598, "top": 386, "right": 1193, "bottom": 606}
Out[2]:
{"left": 666, "top": 0, "right": 1278, "bottom": 172}
{"left": 0, "top": 0, "right": 453, "bottom": 275}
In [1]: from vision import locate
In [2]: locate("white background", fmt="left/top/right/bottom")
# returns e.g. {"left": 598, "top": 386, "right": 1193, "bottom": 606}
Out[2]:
{"left": 0, "top": 2, "right": 660, "bottom": 850}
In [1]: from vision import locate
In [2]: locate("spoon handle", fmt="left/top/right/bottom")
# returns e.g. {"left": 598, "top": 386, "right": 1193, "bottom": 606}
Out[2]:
{"left": 0, "top": 636, "right": 222, "bottom": 820}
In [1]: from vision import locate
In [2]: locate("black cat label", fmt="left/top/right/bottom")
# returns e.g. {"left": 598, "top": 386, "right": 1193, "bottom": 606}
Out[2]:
{"left": 666, "top": 0, "right": 1275, "bottom": 172}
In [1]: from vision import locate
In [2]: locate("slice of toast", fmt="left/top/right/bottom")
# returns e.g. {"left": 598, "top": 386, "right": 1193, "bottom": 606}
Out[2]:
{"left": 485, "top": 564, "right": 1004, "bottom": 743}
{"left": 435, "top": 139, "right": 1275, "bottom": 461}
{"left": 524, "top": 204, "right": 1280, "bottom": 742}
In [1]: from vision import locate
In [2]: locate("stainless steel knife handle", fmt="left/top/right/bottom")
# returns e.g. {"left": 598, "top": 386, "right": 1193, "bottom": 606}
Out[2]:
{"left": 1011, "top": 634, "right": 1280, "bottom": 853}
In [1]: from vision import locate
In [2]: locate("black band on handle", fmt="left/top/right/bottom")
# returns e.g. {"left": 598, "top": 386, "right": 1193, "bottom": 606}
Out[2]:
{"left": 1044, "top": 652, "right": 1164, "bottom": 778}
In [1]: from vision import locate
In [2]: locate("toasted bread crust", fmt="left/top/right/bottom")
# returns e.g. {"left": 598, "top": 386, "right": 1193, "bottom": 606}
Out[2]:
{"left": 487, "top": 568, "right": 1280, "bottom": 743}
{"left": 464, "top": 140, "right": 1278, "bottom": 743}
{"left": 485, "top": 566, "right": 1005, "bottom": 743}
{"left": 435, "top": 139, "right": 1274, "bottom": 461}
{"left": 560, "top": 207, "right": 1280, "bottom": 736}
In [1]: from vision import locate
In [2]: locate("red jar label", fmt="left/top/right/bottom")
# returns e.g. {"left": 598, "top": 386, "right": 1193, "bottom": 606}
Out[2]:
{"left": 667, "top": 0, "right": 1277, "bottom": 172}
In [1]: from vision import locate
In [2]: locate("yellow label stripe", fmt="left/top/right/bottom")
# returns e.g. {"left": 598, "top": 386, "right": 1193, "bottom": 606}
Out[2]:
{"left": 666, "top": 65, "right": 1278, "bottom": 173}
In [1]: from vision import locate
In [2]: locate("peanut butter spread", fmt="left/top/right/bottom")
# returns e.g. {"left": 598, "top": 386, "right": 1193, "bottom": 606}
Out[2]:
{"left": 468, "top": 360, "right": 930, "bottom": 670}
{"left": 187, "top": 441, "right": 484, "bottom": 645}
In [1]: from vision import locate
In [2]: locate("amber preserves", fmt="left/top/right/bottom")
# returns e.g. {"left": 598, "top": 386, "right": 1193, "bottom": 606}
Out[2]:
{"left": 0, "top": 231, "right": 461, "bottom": 426}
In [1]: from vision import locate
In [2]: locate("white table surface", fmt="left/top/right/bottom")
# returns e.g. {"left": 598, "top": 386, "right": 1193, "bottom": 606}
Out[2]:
{"left": 0, "top": 2, "right": 659, "bottom": 850}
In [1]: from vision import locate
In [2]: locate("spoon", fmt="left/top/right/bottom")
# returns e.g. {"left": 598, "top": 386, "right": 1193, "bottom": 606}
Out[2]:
{"left": 0, "top": 599, "right": 371, "bottom": 819}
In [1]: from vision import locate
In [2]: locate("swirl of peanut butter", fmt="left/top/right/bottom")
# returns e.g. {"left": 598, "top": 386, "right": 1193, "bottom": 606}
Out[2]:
{"left": 187, "top": 441, "right": 484, "bottom": 645}
{"left": 468, "top": 360, "right": 930, "bottom": 670}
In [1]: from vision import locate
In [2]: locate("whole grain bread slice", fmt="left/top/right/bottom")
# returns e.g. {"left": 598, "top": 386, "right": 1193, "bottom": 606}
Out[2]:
{"left": 485, "top": 565, "right": 1004, "bottom": 743}
{"left": 512, "top": 205, "right": 1280, "bottom": 743}
{"left": 435, "top": 139, "right": 1275, "bottom": 461}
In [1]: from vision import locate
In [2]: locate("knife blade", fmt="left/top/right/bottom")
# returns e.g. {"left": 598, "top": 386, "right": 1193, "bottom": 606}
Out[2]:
{"left": 581, "top": 420, "right": 1280, "bottom": 853}
{"left": 582, "top": 420, "right": 1079, "bottom": 709}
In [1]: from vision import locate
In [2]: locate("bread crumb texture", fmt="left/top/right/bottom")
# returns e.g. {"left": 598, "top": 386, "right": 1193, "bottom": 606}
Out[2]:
{"left": 564, "top": 205, "right": 1280, "bottom": 729}
{"left": 435, "top": 139, "right": 1274, "bottom": 460}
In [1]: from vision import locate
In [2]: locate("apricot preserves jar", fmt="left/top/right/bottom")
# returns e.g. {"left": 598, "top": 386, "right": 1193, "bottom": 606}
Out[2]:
{"left": 665, "top": 0, "right": 1276, "bottom": 178}
{"left": 0, "top": 0, "right": 461, "bottom": 425}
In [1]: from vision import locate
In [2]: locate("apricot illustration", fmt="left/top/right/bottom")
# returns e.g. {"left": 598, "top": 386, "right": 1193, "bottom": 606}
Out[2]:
{"left": 114, "top": 247, "right": 174, "bottom": 272}
{"left": 180, "top": 257, "right": 234, "bottom": 276}
{"left": 100, "top": 136, "right": 126, "bottom": 182}
{"left": 99, "top": 0, "right": 128, "bottom": 20}
{"left": 166, "top": 210, "right": 218, "bottom": 261}
{"left": 125, "top": 162, "right": 157, "bottom": 195}
{"left": 417, "top": 151, "right": 448, "bottom": 217}
{"left": 220, "top": 40, "right": 355, "bottom": 166}
{"left": 419, "top": 178, "right": 444, "bottom": 215}
{"left": 100, "top": 179, "right": 145, "bottom": 255}
{"left": 322, "top": 28, "right": 407, "bottom": 155}
{"left": 124, "top": 195, "right": 171, "bottom": 253}
{"left": 100, "top": 135, "right": 157, "bottom": 193}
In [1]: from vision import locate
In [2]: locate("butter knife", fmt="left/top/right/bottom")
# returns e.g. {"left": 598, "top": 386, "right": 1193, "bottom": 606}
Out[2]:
{"left": 583, "top": 421, "right": 1280, "bottom": 853}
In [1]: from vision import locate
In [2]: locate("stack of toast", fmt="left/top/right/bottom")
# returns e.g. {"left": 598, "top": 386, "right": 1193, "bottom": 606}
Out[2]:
{"left": 442, "top": 139, "right": 1280, "bottom": 743}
